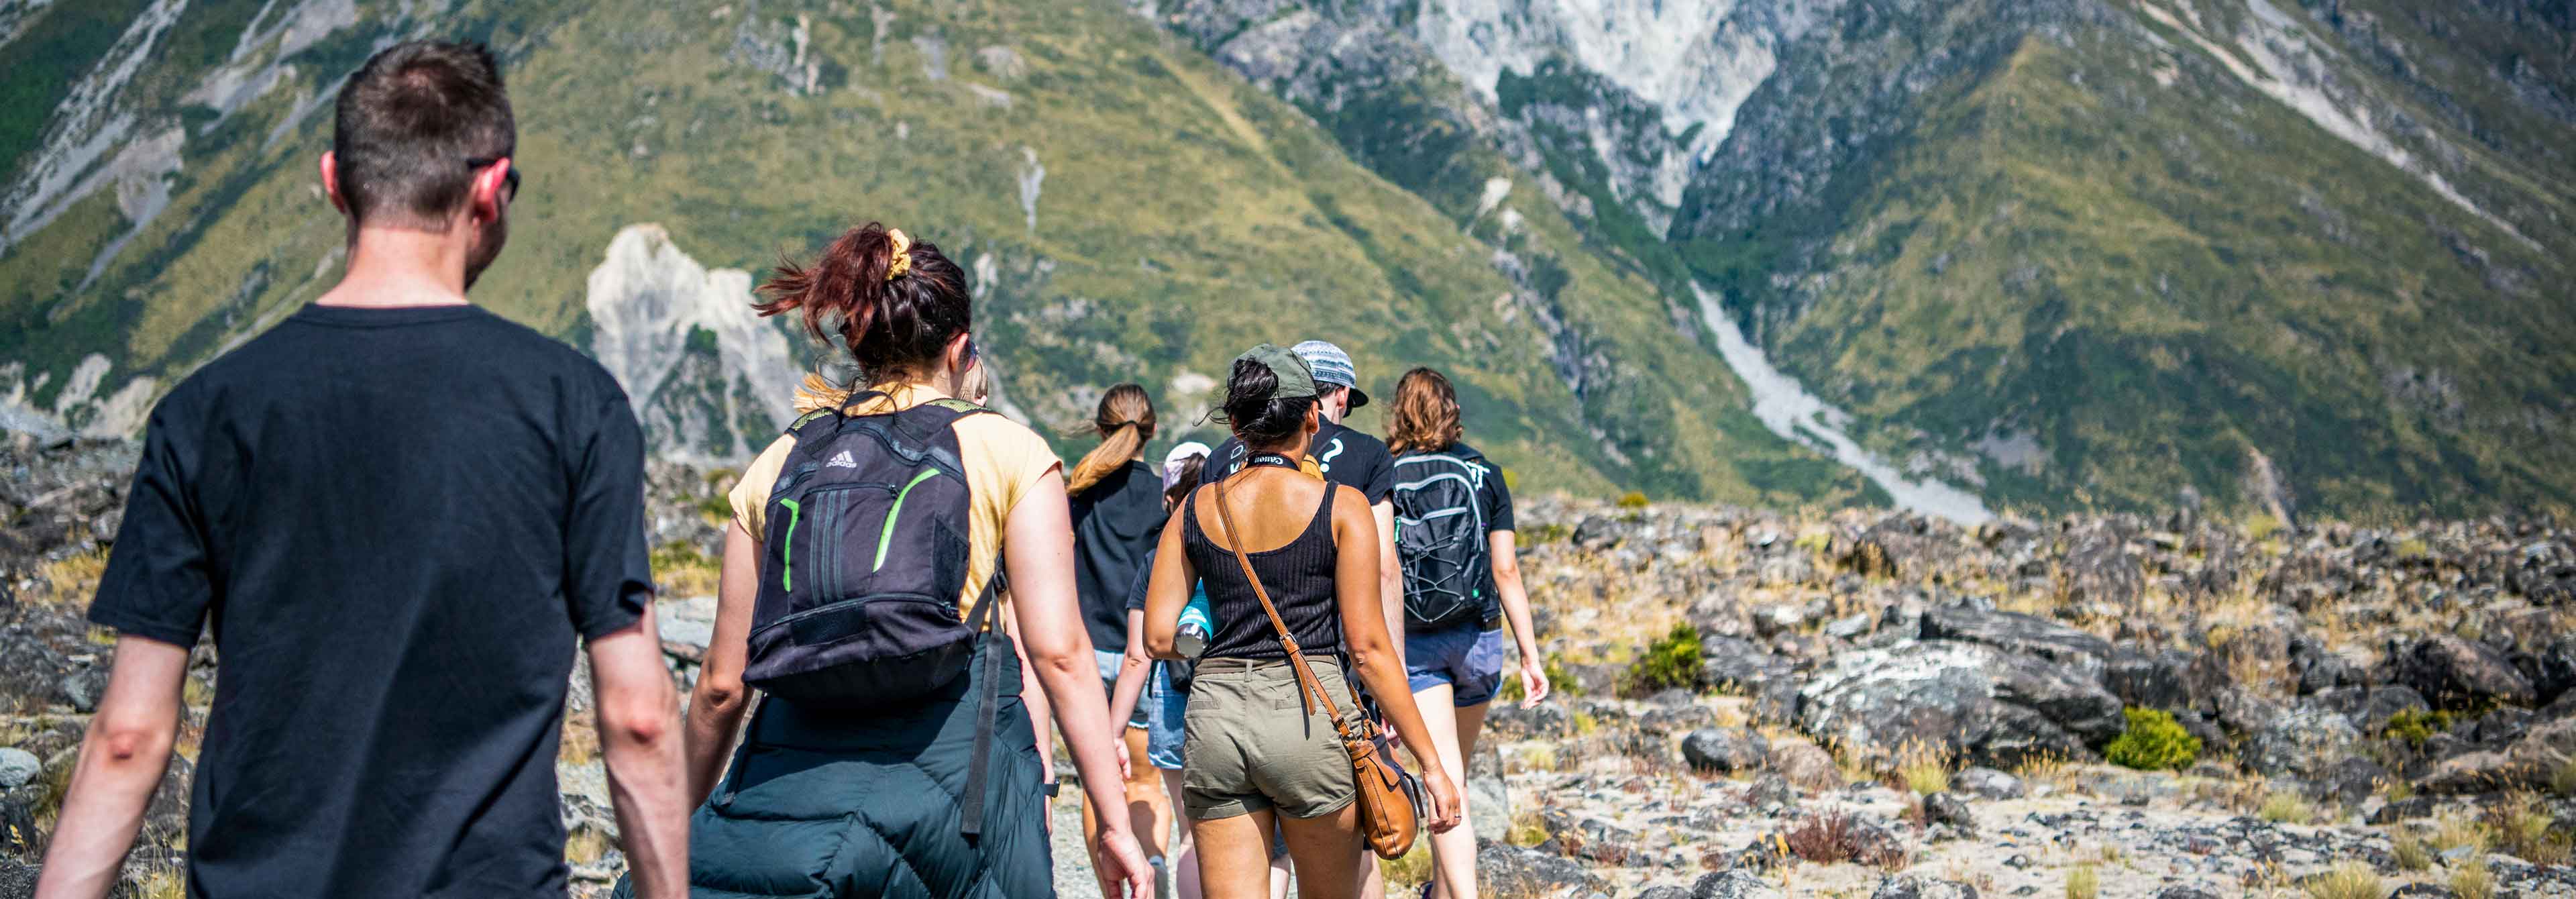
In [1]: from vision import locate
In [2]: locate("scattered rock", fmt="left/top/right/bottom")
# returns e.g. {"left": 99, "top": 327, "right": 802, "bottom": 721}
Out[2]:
{"left": 58, "top": 668, "right": 107, "bottom": 713}
{"left": 1689, "top": 869, "right": 1784, "bottom": 899}
{"left": 1921, "top": 792, "right": 1976, "bottom": 835}
{"left": 1767, "top": 741, "right": 1839, "bottom": 791}
{"left": 2242, "top": 706, "right": 2361, "bottom": 781}
{"left": 2150, "top": 889, "right": 2221, "bottom": 899}
{"left": 1951, "top": 767, "right": 2025, "bottom": 800}
{"left": 0, "top": 750, "right": 34, "bottom": 790}
{"left": 2392, "top": 635, "right": 2536, "bottom": 710}
{"left": 1743, "top": 773, "right": 1799, "bottom": 808}
{"left": 1868, "top": 873, "right": 1980, "bottom": 899}
{"left": 1479, "top": 843, "right": 1604, "bottom": 896}
{"left": 1682, "top": 728, "right": 1770, "bottom": 774}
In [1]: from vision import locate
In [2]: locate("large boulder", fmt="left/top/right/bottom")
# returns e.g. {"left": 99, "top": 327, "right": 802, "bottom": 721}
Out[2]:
{"left": 1479, "top": 843, "right": 1604, "bottom": 897}
{"left": 1690, "top": 870, "right": 1786, "bottom": 899}
{"left": 1918, "top": 606, "right": 2112, "bottom": 678}
{"left": 1682, "top": 728, "right": 1772, "bottom": 774}
{"left": 2241, "top": 706, "right": 2363, "bottom": 782}
{"left": 1699, "top": 635, "right": 1802, "bottom": 719}
{"left": 1795, "top": 641, "right": 2124, "bottom": 768}
{"left": 2103, "top": 645, "right": 2206, "bottom": 712}
{"left": 2392, "top": 635, "right": 2537, "bottom": 710}
{"left": 2530, "top": 636, "right": 2576, "bottom": 705}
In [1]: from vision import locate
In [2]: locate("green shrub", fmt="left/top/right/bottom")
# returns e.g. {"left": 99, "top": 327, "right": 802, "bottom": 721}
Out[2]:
{"left": 1615, "top": 490, "right": 1649, "bottom": 509}
{"left": 2104, "top": 707, "right": 2202, "bottom": 771}
{"left": 2383, "top": 707, "right": 2457, "bottom": 747}
{"left": 1623, "top": 624, "right": 1703, "bottom": 695}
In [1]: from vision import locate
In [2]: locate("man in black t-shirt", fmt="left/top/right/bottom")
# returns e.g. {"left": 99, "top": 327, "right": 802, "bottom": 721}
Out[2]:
{"left": 39, "top": 42, "right": 687, "bottom": 899}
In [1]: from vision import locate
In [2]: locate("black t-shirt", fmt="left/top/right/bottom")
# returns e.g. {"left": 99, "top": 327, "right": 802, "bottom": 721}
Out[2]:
{"left": 89, "top": 303, "right": 653, "bottom": 899}
{"left": 1069, "top": 460, "right": 1166, "bottom": 652}
{"left": 1208, "top": 421, "right": 1395, "bottom": 503}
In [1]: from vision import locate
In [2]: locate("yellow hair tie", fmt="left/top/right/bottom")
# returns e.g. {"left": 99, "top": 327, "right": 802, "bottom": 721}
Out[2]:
{"left": 885, "top": 228, "right": 912, "bottom": 281}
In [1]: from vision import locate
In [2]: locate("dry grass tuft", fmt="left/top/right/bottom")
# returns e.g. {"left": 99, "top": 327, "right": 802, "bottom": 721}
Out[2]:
{"left": 1893, "top": 740, "right": 1953, "bottom": 795}
{"left": 560, "top": 709, "right": 600, "bottom": 767}
{"left": 2449, "top": 857, "right": 2494, "bottom": 899}
{"left": 2063, "top": 863, "right": 2099, "bottom": 899}
{"left": 38, "top": 547, "right": 110, "bottom": 610}
{"left": 2257, "top": 790, "right": 2313, "bottom": 824}
{"left": 565, "top": 827, "right": 614, "bottom": 865}
{"left": 2390, "top": 829, "right": 2432, "bottom": 871}
{"left": 2432, "top": 813, "right": 2493, "bottom": 855}
{"left": 2300, "top": 862, "right": 2381, "bottom": 899}
{"left": 2487, "top": 792, "right": 2571, "bottom": 865}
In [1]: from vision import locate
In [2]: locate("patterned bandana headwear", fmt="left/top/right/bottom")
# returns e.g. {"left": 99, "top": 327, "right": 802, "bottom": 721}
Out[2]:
{"left": 885, "top": 228, "right": 912, "bottom": 280}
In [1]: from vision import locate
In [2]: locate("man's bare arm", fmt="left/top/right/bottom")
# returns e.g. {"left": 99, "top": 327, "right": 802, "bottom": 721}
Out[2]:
{"left": 36, "top": 637, "right": 189, "bottom": 899}
{"left": 590, "top": 615, "right": 688, "bottom": 899}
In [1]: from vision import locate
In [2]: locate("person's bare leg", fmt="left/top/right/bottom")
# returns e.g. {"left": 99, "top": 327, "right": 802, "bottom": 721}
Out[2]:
{"left": 1129, "top": 726, "right": 1174, "bottom": 856}
{"left": 1268, "top": 844, "right": 1291, "bottom": 899}
{"left": 1091, "top": 726, "right": 1174, "bottom": 897}
{"left": 1428, "top": 696, "right": 1490, "bottom": 899}
{"left": 1194, "top": 809, "right": 1280, "bottom": 899}
{"left": 1411, "top": 683, "right": 1474, "bottom": 899}
{"left": 1164, "top": 770, "right": 1201, "bottom": 899}
{"left": 1277, "top": 803, "right": 1366, "bottom": 899}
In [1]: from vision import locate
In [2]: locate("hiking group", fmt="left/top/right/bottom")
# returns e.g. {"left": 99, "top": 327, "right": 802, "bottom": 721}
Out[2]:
{"left": 30, "top": 40, "right": 1548, "bottom": 899}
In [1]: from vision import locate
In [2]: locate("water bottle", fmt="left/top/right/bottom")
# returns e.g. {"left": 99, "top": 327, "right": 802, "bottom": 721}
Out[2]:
{"left": 1175, "top": 588, "right": 1214, "bottom": 658}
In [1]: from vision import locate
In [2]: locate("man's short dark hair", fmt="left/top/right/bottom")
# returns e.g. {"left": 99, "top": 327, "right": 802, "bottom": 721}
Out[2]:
{"left": 332, "top": 40, "right": 513, "bottom": 230}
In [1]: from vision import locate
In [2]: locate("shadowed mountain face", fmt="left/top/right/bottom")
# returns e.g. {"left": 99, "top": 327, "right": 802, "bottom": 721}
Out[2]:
{"left": 3, "top": 0, "right": 2570, "bottom": 517}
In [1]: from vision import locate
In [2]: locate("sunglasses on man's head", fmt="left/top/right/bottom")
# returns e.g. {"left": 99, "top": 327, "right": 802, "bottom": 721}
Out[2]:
{"left": 464, "top": 156, "right": 521, "bottom": 200}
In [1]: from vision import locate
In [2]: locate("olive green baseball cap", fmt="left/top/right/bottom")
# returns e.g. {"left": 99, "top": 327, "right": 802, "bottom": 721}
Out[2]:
{"left": 1234, "top": 342, "right": 1317, "bottom": 404}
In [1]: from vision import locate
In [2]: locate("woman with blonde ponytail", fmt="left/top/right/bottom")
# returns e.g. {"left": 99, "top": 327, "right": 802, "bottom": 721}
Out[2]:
{"left": 1064, "top": 382, "right": 1181, "bottom": 894}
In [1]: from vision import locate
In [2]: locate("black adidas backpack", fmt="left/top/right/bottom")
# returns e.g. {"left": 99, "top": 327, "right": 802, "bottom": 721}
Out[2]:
{"left": 1391, "top": 447, "right": 1497, "bottom": 628}
{"left": 745, "top": 394, "right": 999, "bottom": 706}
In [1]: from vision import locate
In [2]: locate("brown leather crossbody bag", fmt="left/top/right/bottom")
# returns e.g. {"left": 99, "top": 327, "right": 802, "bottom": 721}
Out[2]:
{"left": 1210, "top": 474, "right": 1424, "bottom": 859}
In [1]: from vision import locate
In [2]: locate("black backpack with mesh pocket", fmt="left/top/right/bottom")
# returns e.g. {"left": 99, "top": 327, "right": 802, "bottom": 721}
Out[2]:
{"left": 1391, "top": 447, "right": 1497, "bottom": 628}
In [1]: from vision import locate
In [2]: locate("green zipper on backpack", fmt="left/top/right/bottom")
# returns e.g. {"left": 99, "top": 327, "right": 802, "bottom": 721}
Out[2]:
{"left": 777, "top": 498, "right": 802, "bottom": 591}
{"left": 874, "top": 468, "right": 941, "bottom": 572}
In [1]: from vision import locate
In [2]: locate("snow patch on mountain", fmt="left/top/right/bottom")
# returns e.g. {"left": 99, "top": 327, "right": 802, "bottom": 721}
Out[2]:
{"left": 1409, "top": 0, "right": 1785, "bottom": 204}
{"left": 585, "top": 225, "right": 800, "bottom": 459}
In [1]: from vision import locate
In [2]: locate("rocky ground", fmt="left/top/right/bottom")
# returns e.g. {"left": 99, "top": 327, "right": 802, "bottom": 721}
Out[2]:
{"left": 1, "top": 435, "right": 2571, "bottom": 897}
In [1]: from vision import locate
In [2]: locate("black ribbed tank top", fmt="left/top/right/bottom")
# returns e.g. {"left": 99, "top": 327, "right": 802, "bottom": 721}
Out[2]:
{"left": 1183, "top": 478, "right": 1342, "bottom": 661}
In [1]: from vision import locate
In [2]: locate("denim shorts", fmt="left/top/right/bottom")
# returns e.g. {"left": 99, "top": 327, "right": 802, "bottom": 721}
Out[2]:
{"left": 1405, "top": 625, "right": 1505, "bottom": 706}
{"left": 1144, "top": 662, "right": 1187, "bottom": 770}
{"left": 1097, "top": 649, "right": 1149, "bottom": 729}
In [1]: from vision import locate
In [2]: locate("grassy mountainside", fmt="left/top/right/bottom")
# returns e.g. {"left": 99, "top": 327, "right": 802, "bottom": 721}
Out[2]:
{"left": 1670, "top": 0, "right": 2576, "bottom": 517}
{"left": 0, "top": 0, "right": 1871, "bottom": 505}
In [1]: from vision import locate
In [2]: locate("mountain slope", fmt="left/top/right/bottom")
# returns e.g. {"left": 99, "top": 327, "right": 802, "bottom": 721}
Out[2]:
{"left": 0, "top": 0, "right": 1874, "bottom": 505}
{"left": 1145, "top": 0, "right": 2576, "bottom": 518}
{"left": 1670, "top": 0, "right": 2576, "bottom": 515}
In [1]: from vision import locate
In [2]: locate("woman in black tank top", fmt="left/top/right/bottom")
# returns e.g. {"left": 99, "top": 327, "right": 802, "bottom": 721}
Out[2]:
{"left": 1140, "top": 345, "right": 1462, "bottom": 899}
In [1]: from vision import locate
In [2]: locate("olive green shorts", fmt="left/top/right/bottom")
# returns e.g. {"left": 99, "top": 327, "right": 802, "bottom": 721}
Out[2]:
{"left": 1181, "top": 655, "right": 1360, "bottom": 821}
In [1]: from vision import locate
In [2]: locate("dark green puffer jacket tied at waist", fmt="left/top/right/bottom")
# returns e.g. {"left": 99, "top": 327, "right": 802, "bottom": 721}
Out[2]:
{"left": 621, "top": 634, "right": 1053, "bottom": 898}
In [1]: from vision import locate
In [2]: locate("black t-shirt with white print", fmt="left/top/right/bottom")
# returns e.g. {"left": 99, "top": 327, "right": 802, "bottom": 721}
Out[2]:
{"left": 1206, "top": 420, "right": 1395, "bottom": 504}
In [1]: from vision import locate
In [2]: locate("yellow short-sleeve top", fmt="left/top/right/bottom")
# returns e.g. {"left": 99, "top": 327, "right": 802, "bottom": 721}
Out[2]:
{"left": 727, "top": 382, "right": 1062, "bottom": 613}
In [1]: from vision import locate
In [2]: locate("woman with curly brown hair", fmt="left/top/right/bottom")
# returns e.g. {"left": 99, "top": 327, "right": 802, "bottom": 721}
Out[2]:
{"left": 1384, "top": 366, "right": 1549, "bottom": 899}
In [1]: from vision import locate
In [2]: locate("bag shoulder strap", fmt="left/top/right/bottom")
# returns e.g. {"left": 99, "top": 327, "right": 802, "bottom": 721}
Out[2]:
{"left": 1210, "top": 473, "right": 1350, "bottom": 731}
